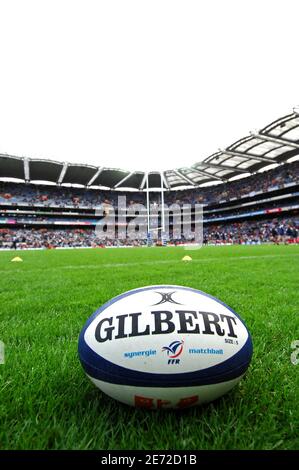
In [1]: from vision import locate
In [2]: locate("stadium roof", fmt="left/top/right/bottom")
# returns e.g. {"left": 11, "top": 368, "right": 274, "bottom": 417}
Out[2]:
{"left": 1, "top": 109, "right": 299, "bottom": 190}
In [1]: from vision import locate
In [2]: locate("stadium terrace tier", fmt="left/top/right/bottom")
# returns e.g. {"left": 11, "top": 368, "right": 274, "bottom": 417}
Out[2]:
{"left": 0, "top": 108, "right": 299, "bottom": 248}
{"left": 0, "top": 160, "right": 298, "bottom": 248}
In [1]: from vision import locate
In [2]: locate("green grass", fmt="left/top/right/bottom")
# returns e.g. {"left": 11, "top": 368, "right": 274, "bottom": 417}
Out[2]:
{"left": 0, "top": 245, "right": 298, "bottom": 450}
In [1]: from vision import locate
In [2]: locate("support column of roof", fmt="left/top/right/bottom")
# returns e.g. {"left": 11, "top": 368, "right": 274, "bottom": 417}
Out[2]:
{"left": 139, "top": 173, "right": 147, "bottom": 190}
{"left": 114, "top": 171, "right": 134, "bottom": 189}
{"left": 160, "top": 171, "right": 170, "bottom": 190}
{"left": 57, "top": 163, "right": 68, "bottom": 184}
{"left": 87, "top": 168, "right": 103, "bottom": 186}
{"left": 24, "top": 158, "right": 30, "bottom": 182}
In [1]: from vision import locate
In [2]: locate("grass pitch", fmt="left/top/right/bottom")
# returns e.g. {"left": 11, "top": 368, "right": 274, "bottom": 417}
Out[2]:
{"left": 0, "top": 245, "right": 298, "bottom": 450}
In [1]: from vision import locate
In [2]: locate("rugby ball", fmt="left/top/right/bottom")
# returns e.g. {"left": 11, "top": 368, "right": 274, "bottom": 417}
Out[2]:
{"left": 78, "top": 285, "right": 253, "bottom": 409}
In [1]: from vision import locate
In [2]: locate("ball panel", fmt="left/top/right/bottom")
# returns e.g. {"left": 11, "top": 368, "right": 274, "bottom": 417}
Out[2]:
{"left": 87, "top": 375, "right": 244, "bottom": 408}
{"left": 79, "top": 335, "right": 252, "bottom": 387}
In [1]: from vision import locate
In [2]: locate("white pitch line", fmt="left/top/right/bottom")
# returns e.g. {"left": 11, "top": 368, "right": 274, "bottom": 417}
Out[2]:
{"left": 57, "top": 252, "right": 299, "bottom": 269}
{"left": 1, "top": 253, "right": 298, "bottom": 274}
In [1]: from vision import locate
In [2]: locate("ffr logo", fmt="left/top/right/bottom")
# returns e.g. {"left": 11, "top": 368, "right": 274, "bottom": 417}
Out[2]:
{"left": 168, "top": 358, "right": 180, "bottom": 365}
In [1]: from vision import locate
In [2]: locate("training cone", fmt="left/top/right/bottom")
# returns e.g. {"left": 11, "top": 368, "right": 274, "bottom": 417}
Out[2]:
{"left": 11, "top": 256, "right": 23, "bottom": 262}
{"left": 182, "top": 255, "right": 192, "bottom": 262}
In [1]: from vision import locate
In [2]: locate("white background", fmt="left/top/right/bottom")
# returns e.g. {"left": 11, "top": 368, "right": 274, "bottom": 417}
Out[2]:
{"left": 0, "top": 0, "right": 299, "bottom": 171}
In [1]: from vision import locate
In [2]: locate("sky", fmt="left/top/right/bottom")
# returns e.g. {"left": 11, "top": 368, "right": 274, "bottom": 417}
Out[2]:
{"left": 0, "top": 0, "right": 299, "bottom": 172}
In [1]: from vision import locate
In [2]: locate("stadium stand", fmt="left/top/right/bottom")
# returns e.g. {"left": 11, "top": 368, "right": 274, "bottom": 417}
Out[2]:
{"left": 0, "top": 160, "right": 298, "bottom": 208}
{"left": 0, "top": 159, "right": 298, "bottom": 249}
{"left": 0, "top": 111, "right": 299, "bottom": 249}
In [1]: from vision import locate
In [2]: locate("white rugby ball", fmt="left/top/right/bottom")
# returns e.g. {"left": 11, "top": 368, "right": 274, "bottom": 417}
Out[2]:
{"left": 78, "top": 285, "right": 253, "bottom": 409}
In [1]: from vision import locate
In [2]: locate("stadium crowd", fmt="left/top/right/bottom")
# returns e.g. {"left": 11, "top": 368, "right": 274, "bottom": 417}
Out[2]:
{"left": 0, "top": 217, "right": 297, "bottom": 249}
{"left": 202, "top": 218, "right": 298, "bottom": 245}
{"left": 0, "top": 161, "right": 298, "bottom": 209}
{"left": 1, "top": 194, "right": 297, "bottom": 226}
{"left": 1, "top": 160, "right": 298, "bottom": 249}
{"left": 165, "top": 160, "right": 299, "bottom": 206}
{"left": 0, "top": 228, "right": 148, "bottom": 249}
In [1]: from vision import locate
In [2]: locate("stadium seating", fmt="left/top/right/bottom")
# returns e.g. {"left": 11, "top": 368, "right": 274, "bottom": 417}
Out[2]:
{"left": 0, "top": 160, "right": 298, "bottom": 249}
